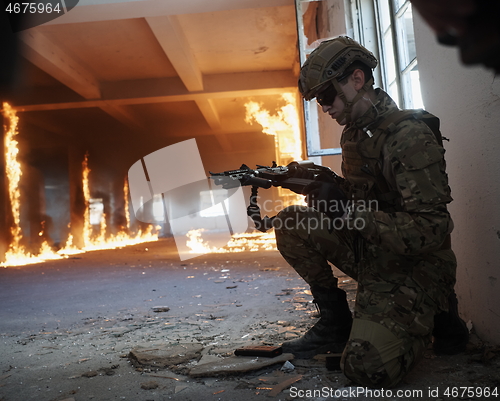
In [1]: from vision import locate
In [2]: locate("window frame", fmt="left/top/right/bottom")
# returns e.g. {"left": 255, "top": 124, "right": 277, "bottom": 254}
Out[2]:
{"left": 373, "top": 0, "right": 423, "bottom": 109}
{"left": 294, "top": 0, "right": 423, "bottom": 160}
{"left": 295, "top": 0, "right": 344, "bottom": 157}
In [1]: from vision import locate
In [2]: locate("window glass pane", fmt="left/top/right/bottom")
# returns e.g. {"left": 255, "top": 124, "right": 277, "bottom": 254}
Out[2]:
{"left": 374, "top": 0, "right": 421, "bottom": 109}
{"left": 378, "top": 0, "right": 391, "bottom": 31}
{"left": 402, "top": 64, "right": 424, "bottom": 109}
{"left": 383, "top": 30, "right": 396, "bottom": 84}
{"left": 388, "top": 81, "right": 400, "bottom": 106}
{"left": 396, "top": 5, "right": 416, "bottom": 70}
{"left": 392, "top": 0, "right": 406, "bottom": 12}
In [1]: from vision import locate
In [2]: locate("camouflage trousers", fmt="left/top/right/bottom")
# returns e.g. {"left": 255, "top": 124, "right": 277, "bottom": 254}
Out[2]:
{"left": 274, "top": 205, "right": 457, "bottom": 388}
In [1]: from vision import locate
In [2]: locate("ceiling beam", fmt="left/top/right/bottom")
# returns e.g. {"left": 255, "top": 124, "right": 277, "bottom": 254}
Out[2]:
{"left": 146, "top": 15, "right": 225, "bottom": 142}
{"left": 196, "top": 99, "right": 222, "bottom": 130}
{"left": 19, "top": 28, "right": 145, "bottom": 130}
{"left": 44, "top": 0, "right": 294, "bottom": 25}
{"left": 19, "top": 29, "right": 101, "bottom": 100}
{"left": 100, "top": 102, "right": 144, "bottom": 129}
{"left": 146, "top": 15, "right": 203, "bottom": 92}
{"left": 13, "top": 70, "right": 297, "bottom": 111}
{"left": 214, "top": 134, "right": 233, "bottom": 152}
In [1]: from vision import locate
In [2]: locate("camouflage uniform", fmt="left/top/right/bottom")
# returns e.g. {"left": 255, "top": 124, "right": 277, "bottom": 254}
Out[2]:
{"left": 274, "top": 89, "right": 456, "bottom": 388}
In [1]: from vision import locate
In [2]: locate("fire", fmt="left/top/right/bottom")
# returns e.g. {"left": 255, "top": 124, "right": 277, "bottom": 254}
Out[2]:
{"left": 185, "top": 93, "right": 304, "bottom": 255}
{"left": 1, "top": 102, "right": 62, "bottom": 267}
{"left": 123, "top": 178, "right": 131, "bottom": 230}
{"left": 186, "top": 229, "right": 277, "bottom": 254}
{"left": 245, "top": 92, "right": 302, "bottom": 164}
{"left": 0, "top": 104, "right": 158, "bottom": 267}
{"left": 82, "top": 152, "right": 92, "bottom": 246}
{"left": 3, "top": 103, "right": 22, "bottom": 250}
{"left": 244, "top": 91, "right": 306, "bottom": 209}
{"left": 69, "top": 153, "right": 158, "bottom": 253}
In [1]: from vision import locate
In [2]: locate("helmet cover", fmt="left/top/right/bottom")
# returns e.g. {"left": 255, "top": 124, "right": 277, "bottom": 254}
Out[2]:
{"left": 299, "top": 36, "right": 378, "bottom": 100}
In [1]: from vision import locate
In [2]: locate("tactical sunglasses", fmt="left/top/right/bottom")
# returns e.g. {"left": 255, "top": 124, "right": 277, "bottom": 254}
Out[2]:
{"left": 315, "top": 71, "right": 353, "bottom": 106}
{"left": 316, "top": 83, "right": 338, "bottom": 106}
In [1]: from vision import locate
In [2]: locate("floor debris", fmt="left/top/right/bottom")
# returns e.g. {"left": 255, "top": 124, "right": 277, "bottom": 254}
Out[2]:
{"left": 129, "top": 343, "right": 204, "bottom": 369}
{"left": 140, "top": 380, "right": 159, "bottom": 390}
{"left": 152, "top": 306, "right": 170, "bottom": 312}
{"left": 1, "top": 240, "right": 498, "bottom": 400}
{"left": 268, "top": 374, "right": 303, "bottom": 396}
{"left": 188, "top": 353, "right": 294, "bottom": 377}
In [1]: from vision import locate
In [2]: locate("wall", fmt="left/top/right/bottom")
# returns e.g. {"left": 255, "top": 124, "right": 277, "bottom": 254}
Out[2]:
{"left": 413, "top": 13, "right": 500, "bottom": 344}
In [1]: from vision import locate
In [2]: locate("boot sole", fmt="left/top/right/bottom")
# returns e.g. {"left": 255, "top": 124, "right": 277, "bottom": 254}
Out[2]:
{"left": 283, "top": 342, "right": 346, "bottom": 359}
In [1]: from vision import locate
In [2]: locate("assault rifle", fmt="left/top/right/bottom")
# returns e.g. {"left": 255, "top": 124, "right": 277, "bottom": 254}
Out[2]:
{"left": 210, "top": 161, "right": 340, "bottom": 232}
{"left": 210, "top": 160, "right": 337, "bottom": 194}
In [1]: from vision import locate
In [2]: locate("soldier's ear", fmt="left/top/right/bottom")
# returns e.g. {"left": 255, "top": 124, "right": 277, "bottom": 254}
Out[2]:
{"left": 351, "top": 69, "right": 365, "bottom": 91}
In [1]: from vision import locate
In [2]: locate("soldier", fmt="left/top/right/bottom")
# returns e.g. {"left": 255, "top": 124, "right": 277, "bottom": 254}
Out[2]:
{"left": 410, "top": 0, "right": 500, "bottom": 74}
{"left": 274, "top": 36, "right": 469, "bottom": 388}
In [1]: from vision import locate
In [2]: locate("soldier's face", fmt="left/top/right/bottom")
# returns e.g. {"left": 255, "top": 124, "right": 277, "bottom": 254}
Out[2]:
{"left": 318, "top": 74, "right": 362, "bottom": 125}
{"left": 318, "top": 81, "right": 351, "bottom": 125}
{"left": 320, "top": 95, "right": 346, "bottom": 125}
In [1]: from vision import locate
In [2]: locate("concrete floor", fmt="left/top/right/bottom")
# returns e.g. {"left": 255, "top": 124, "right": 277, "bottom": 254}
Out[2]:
{"left": 0, "top": 238, "right": 498, "bottom": 401}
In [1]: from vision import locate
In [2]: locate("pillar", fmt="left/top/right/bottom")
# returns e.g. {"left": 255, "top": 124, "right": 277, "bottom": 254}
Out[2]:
{"left": 0, "top": 114, "right": 13, "bottom": 261}
{"left": 68, "top": 145, "right": 86, "bottom": 248}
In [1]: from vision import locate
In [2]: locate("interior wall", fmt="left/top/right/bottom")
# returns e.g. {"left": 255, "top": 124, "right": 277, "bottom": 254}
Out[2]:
{"left": 413, "top": 13, "right": 500, "bottom": 344}
{"left": 315, "top": 0, "right": 346, "bottom": 173}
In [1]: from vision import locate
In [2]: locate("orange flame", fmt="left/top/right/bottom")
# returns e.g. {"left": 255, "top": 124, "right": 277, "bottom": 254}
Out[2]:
{"left": 1, "top": 103, "right": 63, "bottom": 266}
{"left": 3, "top": 103, "right": 22, "bottom": 248}
{"left": 124, "top": 177, "right": 131, "bottom": 230}
{"left": 185, "top": 93, "right": 304, "bottom": 255}
{"left": 82, "top": 152, "right": 92, "bottom": 246}
{"left": 59, "top": 152, "right": 158, "bottom": 254}
{"left": 245, "top": 93, "right": 302, "bottom": 164}
{"left": 0, "top": 104, "right": 158, "bottom": 267}
{"left": 186, "top": 229, "right": 277, "bottom": 254}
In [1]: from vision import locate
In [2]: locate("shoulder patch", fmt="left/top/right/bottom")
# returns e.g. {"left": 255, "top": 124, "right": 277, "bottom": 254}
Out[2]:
{"left": 399, "top": 146, "right": 444, "bottom": 170}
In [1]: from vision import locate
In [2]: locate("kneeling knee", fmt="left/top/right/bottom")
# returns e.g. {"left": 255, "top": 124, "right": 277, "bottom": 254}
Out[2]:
{"left": 341, "top": 340, "right": 403, "bottom": 389}
{"left": 273, "top": 205, "right": 311, "bottom": 231}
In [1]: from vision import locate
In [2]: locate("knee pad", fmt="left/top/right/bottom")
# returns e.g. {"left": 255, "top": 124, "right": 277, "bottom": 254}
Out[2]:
{"left": 341, "top": 319, "right": 421, "bottom": 388}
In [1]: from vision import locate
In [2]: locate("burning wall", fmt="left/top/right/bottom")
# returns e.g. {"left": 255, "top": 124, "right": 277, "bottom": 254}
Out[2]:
{"left": 1, "top": 91, "right": 305, "bottom": 265}
{"left": 0, "top": 103, "right": 158, "bottom": 266}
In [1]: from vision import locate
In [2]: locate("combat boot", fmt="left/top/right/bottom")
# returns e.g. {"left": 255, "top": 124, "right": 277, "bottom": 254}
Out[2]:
{"left": 433, "top": 290, "right": 469, "bottom": 355}
{"left": 281, "top": 286, "right": 352, "bottom": 359}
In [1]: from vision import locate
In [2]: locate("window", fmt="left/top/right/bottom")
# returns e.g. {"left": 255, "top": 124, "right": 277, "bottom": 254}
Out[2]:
{"left": 89, "top": 198, "right": 104, "bottom": 225}
{"left": 375, "top": 0, "right": 424, "bottom": 108}
{"left": 295, "top": 0, "right": 347, "bottom": 158}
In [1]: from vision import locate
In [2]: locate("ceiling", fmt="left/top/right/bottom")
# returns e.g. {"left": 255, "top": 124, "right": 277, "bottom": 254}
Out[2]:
{"left": 8, "top": 0, "right": 301, "bottom": 174}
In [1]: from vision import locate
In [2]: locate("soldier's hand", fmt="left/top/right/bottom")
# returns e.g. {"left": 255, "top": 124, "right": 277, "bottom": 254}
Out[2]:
{"left": 286, "top": 161, "right": 315, "bottom": 180}
{"left": 303, "top": 174, "right": 348, "bottom": 219}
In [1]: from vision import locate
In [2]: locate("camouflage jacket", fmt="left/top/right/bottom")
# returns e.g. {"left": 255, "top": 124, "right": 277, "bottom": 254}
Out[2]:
{"left": 341, "top": 89, "right": 454, "bottom": 256}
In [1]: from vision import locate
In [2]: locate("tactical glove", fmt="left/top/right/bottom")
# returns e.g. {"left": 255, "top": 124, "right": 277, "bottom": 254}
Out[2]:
{"left": 286, "top": 161, "right": 315, "bottom": 180}
{"left": 303, "top": 173, "right": 348, "bottom": 219}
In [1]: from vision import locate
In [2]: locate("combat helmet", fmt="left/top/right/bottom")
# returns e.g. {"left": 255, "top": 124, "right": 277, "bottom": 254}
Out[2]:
{"left": 299, "top": 36, "right": 377, "bottom": 100}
